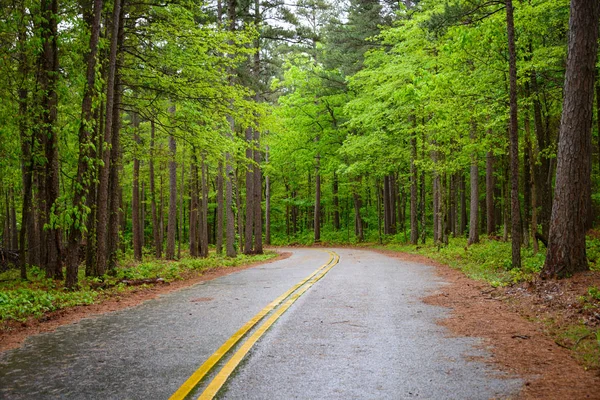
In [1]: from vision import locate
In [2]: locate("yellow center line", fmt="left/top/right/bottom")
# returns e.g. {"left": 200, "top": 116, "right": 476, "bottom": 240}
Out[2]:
{"left": 197, "top": 252, "right": 340, "bottom": 400}
{"left": 169, "top": 251, "right": 336, "bottom": 400}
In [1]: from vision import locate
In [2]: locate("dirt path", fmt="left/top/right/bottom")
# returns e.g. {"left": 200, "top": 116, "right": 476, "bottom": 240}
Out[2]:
{"left": 0, "top": 252, "right": 291, "bottom": 353}
{"left": 375, "top": 249, "right": 600, "bottom": 400}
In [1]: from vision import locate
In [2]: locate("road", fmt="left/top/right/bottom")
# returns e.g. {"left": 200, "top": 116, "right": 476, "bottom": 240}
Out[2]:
{"left": 0, "top": 248, "right": 522, "bottom": 399}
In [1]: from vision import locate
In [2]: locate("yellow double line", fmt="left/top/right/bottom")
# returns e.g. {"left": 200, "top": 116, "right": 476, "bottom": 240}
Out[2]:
{"left": 169, "top": 250, "right": 340, "bottom": 400}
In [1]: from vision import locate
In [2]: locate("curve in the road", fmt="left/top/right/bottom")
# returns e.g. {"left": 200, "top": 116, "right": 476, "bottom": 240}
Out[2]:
{"left": 170, "top": 250, "right": 340, "bottom": 400}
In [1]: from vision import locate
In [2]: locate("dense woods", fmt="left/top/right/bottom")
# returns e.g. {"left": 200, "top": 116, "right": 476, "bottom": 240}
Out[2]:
{"left": 0, "top": 0, "right": 599, "bottom": 289}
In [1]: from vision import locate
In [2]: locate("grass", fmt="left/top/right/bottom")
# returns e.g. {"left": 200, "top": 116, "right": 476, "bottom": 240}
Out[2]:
{"left": 379, "top": 236, "right": 547, "bottom": 287}
{"left": 0, "top": 250, "right": 278, "bottom": 323}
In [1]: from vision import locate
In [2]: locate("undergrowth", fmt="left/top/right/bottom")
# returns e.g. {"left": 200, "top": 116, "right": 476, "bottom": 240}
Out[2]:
{"left": 0, "top": 251, "right": 277, "bottom": 323}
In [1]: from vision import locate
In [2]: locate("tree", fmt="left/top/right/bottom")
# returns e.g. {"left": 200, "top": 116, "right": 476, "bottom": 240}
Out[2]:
{"left": 542, "top": 0, "right": 600, "bottom": 278}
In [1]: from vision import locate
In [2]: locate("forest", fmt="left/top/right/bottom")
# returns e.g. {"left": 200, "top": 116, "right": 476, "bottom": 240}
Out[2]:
{"left": 0, "top": 0, "right": 598, "bottom": 293}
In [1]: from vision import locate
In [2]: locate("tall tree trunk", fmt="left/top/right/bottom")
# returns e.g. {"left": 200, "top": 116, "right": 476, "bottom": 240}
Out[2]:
{"left": 432, "top": 152, "right": 441, "bottom": 244}
{"left": 225, "top": 0, "right": 237, "bottom": 258}
{"left": 530, "top": 70, "right": 553, "bottom": 238}
{"left": 486, "top": 151, "right": 495, "bottom": 235}
{"left": 410, "top": 134, "right": 419, "bottom": 244}
{"left": 200, "top": 155, "right": 209, "bottom": 258}
{"left": 253, "top": 128, "right": 263, "bottom": 253}
{"left": 84, "top": 108, "right": 100, "bottom": 276}
{"left": 17, "top": 2, "right": 31, "bottom": 279}
{"left": 333, "top": 171, "right": 340, "bottom": 231}
{"left": 543, "top": 0, "right": 599, "bottom": 277}
{"left": 189, "top": 157, "right": 199, "bottom": 257}
{"left": 39, "top": 0, "right": 62, "bottom": 279}
{"left": 95, "top": 0, "right": 123, "bottom": 276}
{"left": 244, "top": 128, "right": 254, "bottom": 254}
{"left": 383, "top": 175, "right": 390, "bottom": 235}
{"left": 107, "top": 66, "right": 123, "bottom": 272}
{"left": 449, "top": 174, "right": 455, "bottom": 237}
{"left": 108, "top": 8, "right": 124, "bottom": 272}
{"left": 353, "top": 188, "right": 364, "bottom": 242}
{"left": 149, "top": 120, "right": 161, "bottom": 258}
{"left": 265, "top": 149, "right": 271, "bottom": 245}
{"left": 596, "top": 74, "right": 600, "bottom": 175}
{"left": 468, "top": 122, "right": 479, "bottom": 245}
{"left": 179, "top": 155, "right": 184, "bottom": 259}
{"left": 166, "top": 110, "right": 177, "bottom": 260}
{"left": 506, "top": 0, "right": 521, "bottom": 268}
{"left": 225, "top": 149, "right": 236, "bottom": 257}
{"left": 459, "top": 173, "right": 467, "bottom": 236}
{"left": 132, "top": 113, "right": 142, "bottom": 261}
{"left": 216, "top": 161, "right": 224, "bottom": 254}
{"left": 314, "top": 153, "right": 321, "bottom": 242}
{"left": 376, "top": 179, "right": 382, "bottom": 244}
{"left": 523, "top": 102, "right": 533, "bottom": 248}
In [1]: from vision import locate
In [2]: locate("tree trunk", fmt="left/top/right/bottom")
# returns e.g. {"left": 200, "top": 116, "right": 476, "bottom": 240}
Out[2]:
{"left": 468, "top": 122, "right": 479, "bottom": 245}
{"left": 200, "top": 155, "right": 209, "bottom": 258}
{"left": 149, "top": 120, "right": 161, "bottom": 258}
{"left": 39, "top": 0, "right": 62, "bottom": 279}
{"left": 132, "top": 113, "right": 142, "bottom": 261}
{"left": 314, "top": 153, "right": 321, "bottom": 243}
{"left": 542, "top": 0, "right": 599, "bottom": 277}
{"left": 244, "top": 127, "right": 254, "bottom": 254}
{"left": 17, "top": 2, "right": 31, "bottom": 279}
{"left": 253, "top": 128, "right": 263, "bottom": 254}
{"left": 486, "top": 151, "right": 495, "bottom": 235}
{"left": 410, "top": 134, "right": 419, "bottom": 244}
{"left": 189, "top": 157, "right": 199, "bottom": 257}
{"left": 179, "top": 155, "right": 184, "bottom": 259}
{"left": 94, "top": 0, "right": 122, "bottom": 276}
{"left": 166, "top": 111, "right": 177, "bottom": 260}
{"left": 333, "top": 171, "right": 340, "bottom": 231}
{"left": 225, "top": 150, "right": 236, "bottom": 257}
{"left": 216, "top": 161, "right": 224, "bottom": 254}
{"left": 523, "top": 104, "right": 532, "bottom": 248}
{"left": 265, "top": 155, "right": 271, "bottom": 245}
{"left": 506, "top": 0, "right": 521, "bottom": 268}
{"left": 353, "top": 187, "right": 364, "bottom": 242}
{"left": 108, "top": 7, "right": 125, "bottom": 272}
{"left": 107, "top": 45, "right": 123, "bottom": 272}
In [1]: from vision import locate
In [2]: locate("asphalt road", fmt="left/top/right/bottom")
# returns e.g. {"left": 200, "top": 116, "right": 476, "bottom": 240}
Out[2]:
{"left": 0, "top": 248, "right": 522, "bottom": 399}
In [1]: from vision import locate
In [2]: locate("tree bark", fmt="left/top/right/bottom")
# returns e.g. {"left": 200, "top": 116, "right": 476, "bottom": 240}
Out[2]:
{"left": 149, "top": 120, "right": 161, "bottom": 258}
{"left": 166, "top": 108, "right": 177, "bottom": 260}
{"left": 486, "top": 151, "right": 495, "bottom": 235}
{"left": 265, "top": 149, "right": 271, "bottom": 245}
{"left": 253, "top": 128, "right": 263, "bottom": 253}
{"left": 132, "top": 113, "right": 142, "bottom": 261}
{"left": 108, "top": 7, "right": 125, "bottom": 272}
{"left": 244, "top": 127, "right": 254, "bottom": 254}
{"left": 95, "top": 0, "right": 122, "bottom": 276}
{"left": 468, "top": 122, "right": 479, "bottom": 245}
{"left": 17, "top": 2, "right": 31, "bottom": 279}
{"left": 107, "top": 54, "right": 123, "bottom": 272}
{"left": 410, "top": 134, "right": 419, "bottom": 244}
{"left": 543, "top": 0, "right": 599, "bottom": 277}
{"left": 200, "top": 155, "right": 209, "bottom": 258}
{"left": 189, "top": 156, "right": 199, "bottom": 257}
{"left": 314, "top": 153, "right": 321, "bottom": 242}
{"left": 353, "top": 188, "right": 364, "bottom": 242}
{"left": 506, "top": 0, "right": 521, "bottom": 268}
{"left": 39, "top": 0, "right": 62, "bottom": 279}
{"left": 216, "top": 161, "right": 224, "bottom": 254}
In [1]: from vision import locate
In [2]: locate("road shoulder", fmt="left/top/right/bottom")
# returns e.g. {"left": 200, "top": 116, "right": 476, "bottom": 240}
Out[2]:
{"left": 374, "top": 249, "right": 600, "bottom": 400}
{"left": 0, "top": 252, "right": 291, "bottom": 353}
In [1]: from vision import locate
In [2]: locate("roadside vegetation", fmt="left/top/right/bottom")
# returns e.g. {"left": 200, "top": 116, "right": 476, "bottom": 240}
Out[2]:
{"left": 0, "top": 251, "right": 277, "bottom": 324}
{"left": 385, "top": 236, "right": 600, "bottom": 371}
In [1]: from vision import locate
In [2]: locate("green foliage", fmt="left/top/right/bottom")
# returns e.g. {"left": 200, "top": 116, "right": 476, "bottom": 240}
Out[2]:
{"left": 0, "top": 251, "right": 277, "bottom": 323}
{"left": 382, "top": 237, "right": 546, "bottom": 287}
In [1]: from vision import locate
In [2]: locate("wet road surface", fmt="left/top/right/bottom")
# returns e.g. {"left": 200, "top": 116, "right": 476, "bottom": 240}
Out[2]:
{"left": 0, "top": 248, "right": 521, "bottom": 399}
